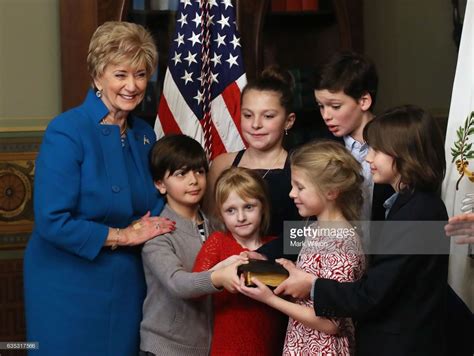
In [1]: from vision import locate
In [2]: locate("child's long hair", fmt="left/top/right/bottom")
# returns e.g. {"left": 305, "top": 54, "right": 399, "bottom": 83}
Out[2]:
{"left": 363, "top": 104, "right": 446, "bottom": 193}
{"left": 290, "top": 140, "right": 364, "bottom": 221}
{"left": 214, "top": 167, "right": 271, "bottom": 236}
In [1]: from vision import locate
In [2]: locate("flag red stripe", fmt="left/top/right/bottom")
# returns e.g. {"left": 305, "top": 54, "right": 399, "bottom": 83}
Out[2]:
{"left": 158, "top": 96, "right": 183, "bottom": 134}
{"left": 221, "top": 82, "right": 247, "bottom": 147}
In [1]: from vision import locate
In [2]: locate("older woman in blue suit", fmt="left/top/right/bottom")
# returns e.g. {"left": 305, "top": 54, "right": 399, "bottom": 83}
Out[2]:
{"left": 24, "top": 21, "right": 175, "bottom": 356}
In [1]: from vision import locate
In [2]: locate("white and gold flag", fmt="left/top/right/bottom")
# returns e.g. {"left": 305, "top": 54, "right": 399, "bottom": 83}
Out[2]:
{"left": 442, "top": 0, "right": 474, "bottom": 310}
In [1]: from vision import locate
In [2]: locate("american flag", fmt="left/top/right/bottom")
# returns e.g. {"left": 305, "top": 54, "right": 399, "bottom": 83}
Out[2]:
{"left": 154, "top": 0, "right": 247, "bottom": 159}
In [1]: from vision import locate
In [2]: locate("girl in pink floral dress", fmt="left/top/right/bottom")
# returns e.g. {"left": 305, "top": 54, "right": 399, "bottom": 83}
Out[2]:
{"left": 239, "top": 140, "right": 366, "bottom": 355}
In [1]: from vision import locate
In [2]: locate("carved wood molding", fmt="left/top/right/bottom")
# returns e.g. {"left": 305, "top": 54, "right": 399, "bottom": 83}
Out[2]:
{"left": 0, "top": 151, "right": 37, "bottom": 250}
{"left": 0, "top": 259, "right": 25, "bottom": 341}
{"left": 236, "top": 0, "right": 270, "bottom": 81}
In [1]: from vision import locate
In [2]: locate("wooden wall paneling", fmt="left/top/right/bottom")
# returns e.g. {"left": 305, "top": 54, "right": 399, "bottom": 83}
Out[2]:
{"left": 236, "top": 0, "right": 270, "bottom": 81}
{"left": 0, "top": 259, "right": 25, "bottom": 343}
{"left": 237, "top": 0, "right": 362, "bottom": 80}
{"left": 0, "top": 138, "right": 40, "bottom": 345}
{"left": 345, "top": 0, "right": 364, "bottom": 52}
{"left": 333, "top": 0, "right": 364, "bottom": 52}
{"left": 238, "top": 0, "right": 364, "bottom": 148}
{"left": 59, "top": 0, "right": 129, "bottom": 111}
{"left": 262, "top": 12, "right": 341, "bottom": 69}
{"left": 332, "top": 0, "right": 352, "bottom": 49}
{"left": 98, "top": 0, "right": 130, "bottom": 24}
{"left": 59, "top": 0, "right": 98, "bottom": 111}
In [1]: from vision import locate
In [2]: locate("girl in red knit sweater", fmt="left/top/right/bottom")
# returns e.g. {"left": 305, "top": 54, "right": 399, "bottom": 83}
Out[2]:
{"left": 193, "top": 167, "right": 287, "bottom": 355}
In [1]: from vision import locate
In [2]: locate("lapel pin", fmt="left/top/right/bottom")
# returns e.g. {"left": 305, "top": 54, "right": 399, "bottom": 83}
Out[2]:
{"left": 144, "top": 135, "right": 150, "bottom": 145}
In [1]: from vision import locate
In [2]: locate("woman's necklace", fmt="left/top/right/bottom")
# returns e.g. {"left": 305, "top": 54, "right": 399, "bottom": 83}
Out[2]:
{"left": 261, "top": 149, "right": 285, "bottom": 179}
{"left": 100, "top": 117, "right": 128, "bottom": 146}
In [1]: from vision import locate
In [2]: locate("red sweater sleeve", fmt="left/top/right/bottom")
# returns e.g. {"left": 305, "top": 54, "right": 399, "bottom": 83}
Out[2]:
{"left": 193, "top": 232, "right": 223, "bottom": 272}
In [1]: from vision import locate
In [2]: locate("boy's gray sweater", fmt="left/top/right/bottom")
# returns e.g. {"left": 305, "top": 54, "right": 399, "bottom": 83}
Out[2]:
{"left": 140, "top": 205, "right": 219, "bottom": 356}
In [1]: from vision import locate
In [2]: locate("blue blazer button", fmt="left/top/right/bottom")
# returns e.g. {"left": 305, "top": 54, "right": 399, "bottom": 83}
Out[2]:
{"left": 102, "top": 127, "right": 111, "bottom": 135}
{"left": 112, "top": 185, "right": 120, "bottom": 193}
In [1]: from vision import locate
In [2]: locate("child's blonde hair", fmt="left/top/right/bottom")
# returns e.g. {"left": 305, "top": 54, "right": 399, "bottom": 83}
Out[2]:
{"left": 214, "top": 167, "right": 271, "bottom": 236}
{"left": 290, "top": 140, "right": 364, "bottom": 221}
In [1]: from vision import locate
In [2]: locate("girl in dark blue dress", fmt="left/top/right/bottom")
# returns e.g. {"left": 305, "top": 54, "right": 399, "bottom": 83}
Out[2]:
{"left": 205, "top": 67, "right": 300, "bottom": 259}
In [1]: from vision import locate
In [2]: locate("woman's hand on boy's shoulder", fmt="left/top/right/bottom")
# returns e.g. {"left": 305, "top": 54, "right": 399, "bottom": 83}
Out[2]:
{"left": 122, "top": 212, "right": 176, "bottom": 246}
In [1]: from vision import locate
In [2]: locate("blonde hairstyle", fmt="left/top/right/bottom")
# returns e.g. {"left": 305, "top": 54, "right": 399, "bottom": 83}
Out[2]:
{"left": 290, "top": 140, "right": 364, "bottom": 221}
{"left": 87, "top": 21, "right": 158, "bottom": 84}
{"left": 214, "top": 167, "right": 270, "bottom": 236}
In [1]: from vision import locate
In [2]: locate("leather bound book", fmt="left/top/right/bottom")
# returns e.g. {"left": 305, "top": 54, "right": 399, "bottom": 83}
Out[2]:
{"left": 238, "top": 259, "right": 289, "bottom": 288}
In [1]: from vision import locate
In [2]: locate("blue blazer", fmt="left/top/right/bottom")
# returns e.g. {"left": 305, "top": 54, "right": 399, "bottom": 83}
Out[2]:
{"left": 24, "top": 90, "right": 164, "bottom": 356}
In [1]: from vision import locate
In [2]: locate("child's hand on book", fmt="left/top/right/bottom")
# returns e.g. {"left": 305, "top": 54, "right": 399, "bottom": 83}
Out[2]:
{"left": 237, "top": 274, "right": 277, "bottom": 305}
{"left": 273, "top": 259, "right": 316, "bottom": 299}
{"left": 239, "top": 251, "right": 267, "bottom": 260}
{"left": 211, "top": 260, "right": 248, "bottom": 293}
{"left": 210, "top": 254, "right": 249, "bottom": 271}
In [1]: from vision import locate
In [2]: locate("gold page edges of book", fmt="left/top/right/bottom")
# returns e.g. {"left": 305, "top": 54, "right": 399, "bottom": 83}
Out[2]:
{"left": 237, "top": 259, "right": 290, "bottom": 288}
